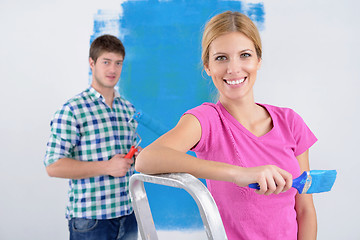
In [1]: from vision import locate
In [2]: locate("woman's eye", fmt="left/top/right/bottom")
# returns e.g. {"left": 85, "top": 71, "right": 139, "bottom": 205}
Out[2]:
{"left": 215, "top": 56, "right": 227, "bottom": 61}
{"left": 240, "top": 53, "right": 251, "bottom": 58}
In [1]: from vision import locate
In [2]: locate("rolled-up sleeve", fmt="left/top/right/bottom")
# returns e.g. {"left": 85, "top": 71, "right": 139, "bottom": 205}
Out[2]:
{"left": 44, "top": 106, "right": 80, "bottom": 166}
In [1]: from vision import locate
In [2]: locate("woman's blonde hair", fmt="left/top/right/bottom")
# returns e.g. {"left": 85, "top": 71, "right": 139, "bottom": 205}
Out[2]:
{"left": 201, "top": 11, "right": 262, "bottom": 67}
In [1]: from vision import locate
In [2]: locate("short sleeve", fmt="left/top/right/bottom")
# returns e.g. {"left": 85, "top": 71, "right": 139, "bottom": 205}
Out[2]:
{"left": 183, "top": 103, "right": 218, "bottom": 153}
{"left": 291, "top": 110, "right": 318, "bottom": 156}
{"left": 44, "top": 105, "right": 80, "bottom": 166}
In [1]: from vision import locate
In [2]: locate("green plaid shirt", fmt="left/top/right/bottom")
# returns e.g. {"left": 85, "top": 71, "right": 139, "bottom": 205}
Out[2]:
{"left": 44, "top": 87, "right": 137, "bottom": 219}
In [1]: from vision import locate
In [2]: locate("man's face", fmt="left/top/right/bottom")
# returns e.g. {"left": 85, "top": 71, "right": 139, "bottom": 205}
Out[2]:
{"left": 90, "top": 51, "right": 124, "bottom": 91}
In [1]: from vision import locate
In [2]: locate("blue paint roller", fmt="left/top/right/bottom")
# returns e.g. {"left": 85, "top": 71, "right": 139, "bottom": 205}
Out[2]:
{"left": 131, "top": 110, "right": 168, "bottom": 136}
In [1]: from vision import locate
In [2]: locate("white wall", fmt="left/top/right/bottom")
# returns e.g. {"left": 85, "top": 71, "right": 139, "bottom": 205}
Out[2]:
{"left": 0, "top": 0, "right": 359, "bottom": 239}
{"left": 259, "top": 2, "right": 360, "bottom": 239}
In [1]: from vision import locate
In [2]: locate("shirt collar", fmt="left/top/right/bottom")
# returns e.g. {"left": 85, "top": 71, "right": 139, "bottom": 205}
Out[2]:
{"left": 87, "top": 86, "right": 121, "bottom": 102}
{"left": 88, "top": 86, "right": 103, "bottom": 101}
{"left": 114, "top": 88, "right": 121, "bottom": 100}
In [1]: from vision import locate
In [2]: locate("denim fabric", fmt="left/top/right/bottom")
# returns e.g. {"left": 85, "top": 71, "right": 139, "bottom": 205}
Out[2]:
{"left": 69, "top": 212, "right": 138, "bottom": 240}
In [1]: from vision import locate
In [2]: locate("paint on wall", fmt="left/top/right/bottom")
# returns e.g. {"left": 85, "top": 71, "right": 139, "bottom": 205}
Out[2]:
{"left": 90, "top": 0, "right": 265, "bottom": 230}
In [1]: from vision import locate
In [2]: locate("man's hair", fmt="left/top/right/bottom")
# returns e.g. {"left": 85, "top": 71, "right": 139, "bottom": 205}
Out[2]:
{"left": 89, "top": 34, "right": 125, "bottom": 63}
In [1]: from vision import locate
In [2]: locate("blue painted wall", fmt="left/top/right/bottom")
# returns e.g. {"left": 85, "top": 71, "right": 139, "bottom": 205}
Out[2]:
{"left": 91, "top": 0, "right": 264, "bottom": 230}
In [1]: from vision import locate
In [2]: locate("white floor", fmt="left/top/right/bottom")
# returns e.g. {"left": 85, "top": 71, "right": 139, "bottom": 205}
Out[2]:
{"left": 137, "top": 230, "right": 207, "bottom": 240}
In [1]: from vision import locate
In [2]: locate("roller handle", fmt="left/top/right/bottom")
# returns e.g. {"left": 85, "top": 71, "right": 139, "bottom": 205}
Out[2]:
{"left": 124, "top": 146, "right": 138, "bottom": 159}
{"left": 248, "top": 183, "right": 260, "bottom": 190}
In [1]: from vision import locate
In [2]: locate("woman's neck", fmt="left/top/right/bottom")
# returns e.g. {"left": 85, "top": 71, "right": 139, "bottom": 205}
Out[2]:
{"left": 219, "top": 96, "right": 273, "bottom": 137}
{"left": 221, "top": 99, "right": 258, "bottom": 123}
{"left": 219, "top": 93, "right": 258, "bottom": 121}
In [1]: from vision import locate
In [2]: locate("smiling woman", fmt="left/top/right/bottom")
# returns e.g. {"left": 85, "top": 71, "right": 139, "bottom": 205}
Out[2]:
{"left": 135, "top": 11, "right": 318, "bottom": 240}
{"left": 87, "top": 1, "right": 268, "bottom": 233}
{"left": 204, "top": 32, "right": 262, "bottom": 104}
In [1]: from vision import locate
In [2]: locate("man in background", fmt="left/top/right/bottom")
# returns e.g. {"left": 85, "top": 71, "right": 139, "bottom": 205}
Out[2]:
{"left": 44, "top": 34, "right": 139, "bottom": 240}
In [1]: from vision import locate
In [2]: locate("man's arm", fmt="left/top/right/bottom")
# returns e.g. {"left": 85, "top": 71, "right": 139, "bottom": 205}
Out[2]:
{"left": 46, "top": 154, "right": 134, "bottom": 179}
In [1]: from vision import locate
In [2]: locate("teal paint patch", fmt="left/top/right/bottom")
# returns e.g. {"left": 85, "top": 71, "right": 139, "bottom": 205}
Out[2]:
{"left": 90, "top": 0, "right": 265, "bottom": 230}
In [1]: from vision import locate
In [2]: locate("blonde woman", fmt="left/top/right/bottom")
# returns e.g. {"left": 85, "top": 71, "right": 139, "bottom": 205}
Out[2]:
{"left": 136, "top": 11, "right": 317, "bottom": 240}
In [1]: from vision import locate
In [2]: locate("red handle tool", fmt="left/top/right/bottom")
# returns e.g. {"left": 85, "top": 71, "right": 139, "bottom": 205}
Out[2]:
{"left": 124, "top": 129, "right": 142, "bottom": 159}
{"left": 124, "top": 146, "right": 138, "bottom": 159}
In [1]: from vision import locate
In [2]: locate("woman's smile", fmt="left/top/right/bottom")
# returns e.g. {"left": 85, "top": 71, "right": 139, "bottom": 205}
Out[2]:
{"left": 205, "top": 31, "right": 261, "bottom": 102}
{"left": 224, "top": 77, "right": 247, "bottom": 86}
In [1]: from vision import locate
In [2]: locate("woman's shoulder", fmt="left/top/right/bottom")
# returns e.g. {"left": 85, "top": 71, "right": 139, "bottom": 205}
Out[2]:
{"left": 186, "top": 102, "right": 221, "bottom": 117}
{"left": 261, "top": 103, "right": 306, "bottom": 130}
{"left": 189, "top": 102, "right": 218, "bottom": 110}
{"left": 260, "top": 103, "right": 299, "bottom": 118}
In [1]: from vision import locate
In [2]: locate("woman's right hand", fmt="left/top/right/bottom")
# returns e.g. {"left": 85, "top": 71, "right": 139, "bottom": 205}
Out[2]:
{"left": 232, "top": 165, "right": 293, "bottom": 195}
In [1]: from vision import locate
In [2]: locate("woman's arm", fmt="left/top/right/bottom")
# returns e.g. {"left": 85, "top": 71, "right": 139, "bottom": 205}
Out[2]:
{"left": 136, "top": 114, "right": 293, "bottom": 195}
{"left": 135, "top": 114, "right": 235, "bottom": 181}
{"left": 295, "top": 150, "right": 318, "bottom": 239}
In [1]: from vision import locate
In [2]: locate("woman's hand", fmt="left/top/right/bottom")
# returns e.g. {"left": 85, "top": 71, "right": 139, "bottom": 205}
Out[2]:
{"left": 232, "top": 165, "right": 293, "bottom": 195}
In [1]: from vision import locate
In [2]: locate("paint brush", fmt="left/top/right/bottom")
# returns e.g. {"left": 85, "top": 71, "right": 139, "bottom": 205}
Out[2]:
{"left": 248, "top": 170, "right": 337, "bottom": 194}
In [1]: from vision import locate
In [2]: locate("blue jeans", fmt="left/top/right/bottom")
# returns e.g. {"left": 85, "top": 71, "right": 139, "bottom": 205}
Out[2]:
{"left": 68, "top": 212, "right": 138, "bottom": 240}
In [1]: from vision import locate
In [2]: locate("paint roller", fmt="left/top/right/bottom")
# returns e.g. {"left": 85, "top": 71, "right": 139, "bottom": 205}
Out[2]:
{"left": 126, "top": 110, "right": 168, "bottom": 158}
{"left": 131, "top": 110, "right": 169, "bottom": 136}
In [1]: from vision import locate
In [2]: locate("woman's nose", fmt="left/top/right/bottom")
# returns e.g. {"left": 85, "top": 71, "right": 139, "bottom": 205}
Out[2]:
{"left": 226, "top": 59, "right": 240, "bottom": 74}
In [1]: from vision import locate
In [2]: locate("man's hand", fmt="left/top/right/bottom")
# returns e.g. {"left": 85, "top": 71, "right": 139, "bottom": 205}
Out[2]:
{"left": 134, "top": 146, "right": 143, "bottom": 158}
{"left": 106, "top": 154, "right": 134, "bottom": 177}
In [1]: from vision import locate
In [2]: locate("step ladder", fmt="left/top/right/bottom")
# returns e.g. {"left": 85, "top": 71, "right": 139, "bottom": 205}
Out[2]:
{"left": 129, "top": 173, "right": 228, "bottom": 240}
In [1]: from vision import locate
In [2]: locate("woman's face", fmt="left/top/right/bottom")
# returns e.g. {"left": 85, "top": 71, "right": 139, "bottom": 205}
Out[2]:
{"left": 205, "top": 32, "right": 261, "bottom": 103}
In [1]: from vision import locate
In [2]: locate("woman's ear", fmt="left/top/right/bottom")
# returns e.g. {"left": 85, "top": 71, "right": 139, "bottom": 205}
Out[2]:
{"left": 204, "top": 64, "right": 211, "bottom": 76}
{"left": 257, "top": 57, "right": 262, "bottom": 70}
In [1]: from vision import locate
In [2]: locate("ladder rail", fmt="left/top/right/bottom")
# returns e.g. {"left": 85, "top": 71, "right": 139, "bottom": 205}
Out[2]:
{"left": 129, "top": 173, "right": 228, "bottom": 240}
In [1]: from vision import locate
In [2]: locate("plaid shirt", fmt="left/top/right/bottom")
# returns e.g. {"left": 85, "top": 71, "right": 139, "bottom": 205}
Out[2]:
{"left": 44, "top": 87, "right": 137, "bottom": 219}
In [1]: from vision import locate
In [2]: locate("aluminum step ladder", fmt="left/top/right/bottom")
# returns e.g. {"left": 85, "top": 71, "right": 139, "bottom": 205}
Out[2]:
{"left": 129, "top": 173, "right": 228, "bottom": 240}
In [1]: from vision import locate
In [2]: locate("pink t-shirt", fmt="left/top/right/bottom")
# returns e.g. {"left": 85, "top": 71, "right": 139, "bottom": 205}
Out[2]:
{"left": 185, "top": 102, "right": 317, "bottom": 240}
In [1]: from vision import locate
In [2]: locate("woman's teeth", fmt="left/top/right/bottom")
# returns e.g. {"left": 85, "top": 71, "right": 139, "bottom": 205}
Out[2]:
{"left": 225, "top": 78, "right": 246, "bottom": 85}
